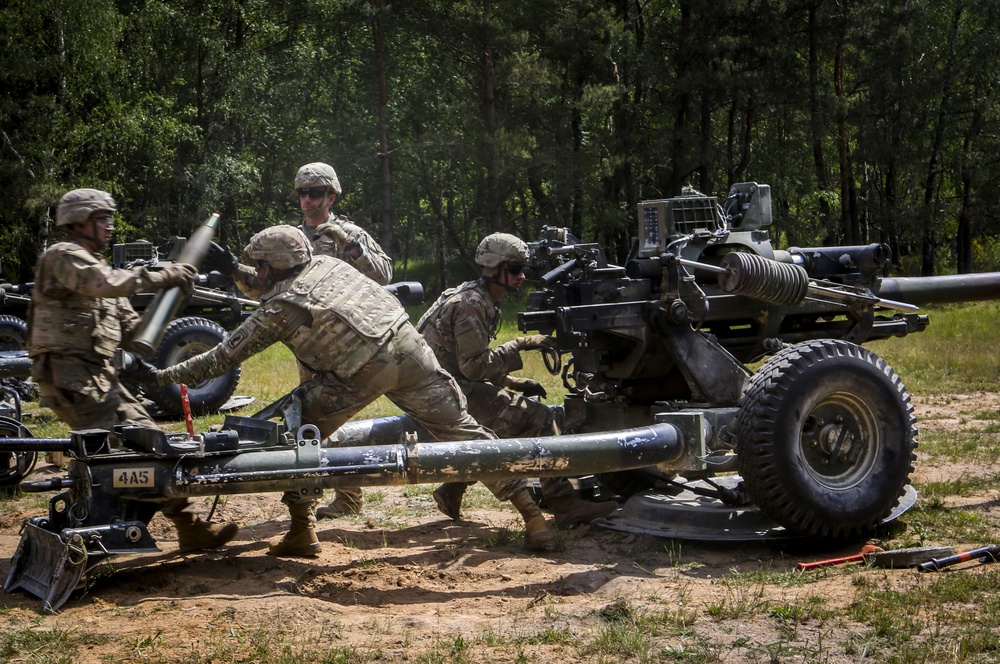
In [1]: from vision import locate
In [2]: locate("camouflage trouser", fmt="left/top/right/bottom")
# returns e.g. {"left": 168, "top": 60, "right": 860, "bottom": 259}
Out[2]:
{"left": 34, "top": 354, "right": 155, "bottom": 430}
{"left": 33, "top": 354, "right": 190, "bottom": 514}
{"left": 458, "top": 379, "right": 575, "bottom": 501}
{"left": 288, "top": 323, "right": 522, "bottom": 504}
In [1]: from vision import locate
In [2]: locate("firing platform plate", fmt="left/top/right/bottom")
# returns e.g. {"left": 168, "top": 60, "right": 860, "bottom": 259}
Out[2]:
{"left": 593, "top": 476, "right": 918, "bottom": 542}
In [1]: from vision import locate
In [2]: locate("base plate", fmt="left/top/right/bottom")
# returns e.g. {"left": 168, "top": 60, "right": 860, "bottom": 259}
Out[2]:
{"left": 593, "top": 476, "right": 919, "bottom": 542}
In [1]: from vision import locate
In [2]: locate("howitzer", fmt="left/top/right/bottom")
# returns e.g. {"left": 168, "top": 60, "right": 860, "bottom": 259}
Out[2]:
{"left": 515, "top": 181, "right": 1000, "bottom": 543}
{"left": 0, "top": 389, "right": 682, "bottom": 613}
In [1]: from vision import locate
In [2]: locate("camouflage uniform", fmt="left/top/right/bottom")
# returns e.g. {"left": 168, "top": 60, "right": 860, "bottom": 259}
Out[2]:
{"left": 418, "top": 279, "right": 557, "bottom": 438}
{"left": 29, "top": 241, "right": 156, "bottom": 431}
{"left": 417, "top": 279, "right": 570, "bottom": 499}
{"left": 28, "top": 188, "right": 237, "bottom": 552}
{"left": 157, "top": 254, "right": 495, "bottom": 453}
{"left": 153, "top": 229, "right": 552, "bottom": 555}
{"left": 417, "top": 233, "right": 617, "bottom": 529}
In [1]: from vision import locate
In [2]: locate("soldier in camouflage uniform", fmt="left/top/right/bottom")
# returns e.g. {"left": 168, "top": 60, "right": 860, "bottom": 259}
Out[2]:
{"left": 141, "top": 225, "right": 555, "bottom": 557}
{"left": 418, "top": 233, "right": 618, "bottom": 529}
{"left": 206, "top": 162, "right": 394, "bottom": 517}
{"left": 28, "top": 188, "right": 239, "bottom": 553}
{"left": 216, "top": 162, "right": 392, "bottom": 297}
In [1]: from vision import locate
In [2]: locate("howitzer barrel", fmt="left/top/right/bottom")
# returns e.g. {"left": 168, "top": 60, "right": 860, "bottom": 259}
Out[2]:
{"left": 2, "top": 422, "right": 684, "bottom": 497}
{"left": 131, "top": 213, "right": 220, "bottom": 354}
{"left": 174, "top": 422, "right": 683, "bottom": 496}
{"left": 877, "top": 273, "right": 1000, "bottom": 306}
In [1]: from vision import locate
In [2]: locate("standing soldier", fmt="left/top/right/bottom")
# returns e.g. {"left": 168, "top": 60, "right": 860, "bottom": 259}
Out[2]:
{"left": 417, "top": 233, "right": 617, "bottom": 529}
{"left": 207, "top": 161, "right": 394, "bottom": 518}
{"left": 28, "top": 188, "right": 239, "bottom": 552}
{"left": 140, "top": 225, "right": 556, "bottom": 557}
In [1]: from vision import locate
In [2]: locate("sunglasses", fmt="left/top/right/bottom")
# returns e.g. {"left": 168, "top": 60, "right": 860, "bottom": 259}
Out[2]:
{"left": 505, "top": 264, "right": 525, "bottom": 275}
{"left": 297, "top": 187, "right": 328, "bottom": 200}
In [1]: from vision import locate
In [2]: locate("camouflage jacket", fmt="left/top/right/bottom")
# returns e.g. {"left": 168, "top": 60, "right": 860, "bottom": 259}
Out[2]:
{"left": 300, "top": 214, "right": 392, "bottom": 285}
{"left": 157, "top": 255, "right": 407, "bottom": 386}
{"left": 28, "top": 241, "right": 149, "bottom": 360}
{"left": 416, "top": 278, "right": 523, "bottom": 385}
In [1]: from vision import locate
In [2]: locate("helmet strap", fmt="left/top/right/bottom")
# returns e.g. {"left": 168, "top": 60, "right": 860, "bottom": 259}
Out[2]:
{"left": 489, "top": 264, "right": 519, "bottom": 295}
{"left": 66, "top": 221, "right": 107, "bottom": 253}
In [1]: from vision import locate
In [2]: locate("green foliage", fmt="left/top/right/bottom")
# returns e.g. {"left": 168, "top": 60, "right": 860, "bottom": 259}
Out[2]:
{"left": 3, "top": 0, "right": 1000, "bottom": 280}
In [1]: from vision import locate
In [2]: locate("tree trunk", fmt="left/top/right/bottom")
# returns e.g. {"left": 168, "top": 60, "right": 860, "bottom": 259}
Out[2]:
{"left": 373, "top": 9, "right": 393, "bottom": 254}
{"left": 808, "top": 2, "right": 832, "bottom": 234}
{"left": 481, "top": 2, "right": 502, "bottom": 231}
{"left": 921, "top": 2, "right": 964, "bottom": 276}
{"left": 833, "top": 3, "right": 856, "bottom": 245}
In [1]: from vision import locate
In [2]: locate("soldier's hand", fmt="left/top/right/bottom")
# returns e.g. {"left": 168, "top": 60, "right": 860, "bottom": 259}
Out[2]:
{"left": 146, "top": 263, "right": 198, "bottom": 292}
{"left": 506, "top": 376, "right": 548, "bottom": 399}
{"left": 515, "top": 334, "right": 556, "bottom": 352}
{"left": 117, "top": 352, "right": 159, "bottom": 385}
{"left": 316, "top": 221, "right": 352, "bottom": 248}
{"left": 204, "top": 242, "right": 239, "bottom": 276}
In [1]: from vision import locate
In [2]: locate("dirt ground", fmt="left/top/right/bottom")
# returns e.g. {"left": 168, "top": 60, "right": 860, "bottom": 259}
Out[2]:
{"left": 1, "top": 392, "right": 999, "bottom": 662}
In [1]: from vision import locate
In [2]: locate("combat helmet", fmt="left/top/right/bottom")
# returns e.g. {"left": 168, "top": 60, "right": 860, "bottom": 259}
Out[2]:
{"left": 475, "top": 233, "right": 529, "bottom": 274}
{"left": 294, "top": 162, "right": 342, "bottom": 195}
{"left": 56, "top": 189, "right": 117, "bottom": 227}
{"left": 245, "top": 225, "right": 313, "bottom": 271}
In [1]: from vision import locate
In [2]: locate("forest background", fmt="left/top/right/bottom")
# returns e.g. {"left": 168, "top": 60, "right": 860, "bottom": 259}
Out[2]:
{"left": 2, "top": 0, "right": 999, "bottom": 294}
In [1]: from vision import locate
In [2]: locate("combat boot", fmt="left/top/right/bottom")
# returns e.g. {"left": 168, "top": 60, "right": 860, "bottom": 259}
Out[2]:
{"left": 432, "top": 482, "right": 473, "bottom": 520}
{"left": 268, "top": 500, "right": 321, "bottom": 557}
{"left": 316, "top": 488, "right": 364, "bottom": 520}
{"left": 165, "top": 511, "right": 239, "bottom": 553}
{"left": 546, "top": 494, "right": 618, "bottom": 530}
{"left": 509, "top": 489, "right": 557, "bottom": 551}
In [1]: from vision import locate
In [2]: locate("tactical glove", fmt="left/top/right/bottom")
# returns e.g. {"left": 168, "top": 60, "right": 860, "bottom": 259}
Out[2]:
{"left": 117, "top": 351, "right": 160, "bottom": 385}
{"left": 146, "top": 263, "right": 198, "bottom": 293}
{"left": 515, "top": 334, "right": 556, "bottom": 352}
{"left": 506, "top": 376, "right": 548, "bottom": 399}
{"left": 204, "top": 241, "right": 239, "bottom": 276}
{"left": 316, "top": 221, "right": 352, "bottom": 248}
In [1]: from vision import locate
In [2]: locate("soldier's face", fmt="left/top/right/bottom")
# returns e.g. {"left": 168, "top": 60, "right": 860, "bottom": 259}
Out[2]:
{"left": 298, "top": 187, "right": 334, "bottom": 220}
{"left": 502, "top": 263, "right": 525, "bottom": 291}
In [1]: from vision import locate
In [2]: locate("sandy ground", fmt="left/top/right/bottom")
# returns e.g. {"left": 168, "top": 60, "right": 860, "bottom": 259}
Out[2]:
{"left": 1, "top": 392, "right": 999, "bottom": 662}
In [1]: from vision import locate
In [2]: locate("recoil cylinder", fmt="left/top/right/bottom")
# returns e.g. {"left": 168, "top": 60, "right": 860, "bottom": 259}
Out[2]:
{"left": 719, "top": 252, "right": 810, "bottom": 305}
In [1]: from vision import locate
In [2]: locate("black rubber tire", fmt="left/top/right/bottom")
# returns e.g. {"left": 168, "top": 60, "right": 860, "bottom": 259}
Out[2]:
{"left": 0, "top": 415, "right": 36, "bottom": 491}
{"left": 735, "top": 339, "right": 916, "bottom": 538}
{"left": 0, "top": 315, "right": 28, "bottom": 351}
{"left": 142, "top": 317, "right": 241, "bottom": 416}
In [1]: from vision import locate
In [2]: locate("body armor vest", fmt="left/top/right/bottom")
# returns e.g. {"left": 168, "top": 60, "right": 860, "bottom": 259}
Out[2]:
{"left": 28, "top": 243, "right": 125, "bottom": 360}
{"left": 271, "top": 256, "right": 406, "bottom": 377}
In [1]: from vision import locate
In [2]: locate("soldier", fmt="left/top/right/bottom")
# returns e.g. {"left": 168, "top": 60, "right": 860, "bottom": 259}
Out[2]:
{"left": 417, "top": 233, "right": 618, "bottom": 529}
{"left": 28, "top": 188, "right": 239, "bottom": 552}
{"left": 211, "top": 162, "right": 392, "bottom": 295}
{"left": 205, "top": 161, "right": 394, "bottom": 518}
{"left": 139, "top": 225, "right": 555, "bottom": 557}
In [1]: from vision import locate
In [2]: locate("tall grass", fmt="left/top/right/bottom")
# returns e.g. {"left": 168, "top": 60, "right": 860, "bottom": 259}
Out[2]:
{"left": 869, "top": 301, "right": 1000, "bottom": 394}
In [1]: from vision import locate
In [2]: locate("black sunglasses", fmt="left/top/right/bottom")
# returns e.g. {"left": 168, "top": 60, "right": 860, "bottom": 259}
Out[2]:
{"left": 297, "top": 187, "right": 328, "bottom": 200}
{"left": 505, "top": 264, "right": 525, "bottom": 275}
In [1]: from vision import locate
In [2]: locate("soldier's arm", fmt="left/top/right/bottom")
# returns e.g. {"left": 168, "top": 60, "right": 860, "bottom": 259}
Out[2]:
{"left": 54, "top": 249, "right": 155, "bottom": 298}
{"left": 453, "top": 301, "right": 523, "bottom": 384}
{"left": 346, "top": 228, "right": 393, "bottom": 286}
{"left": 153, "top": 304, "right": 293, "bottom": 386}
{"left": 230, "top": 263, "right": 266, "bottom": 300}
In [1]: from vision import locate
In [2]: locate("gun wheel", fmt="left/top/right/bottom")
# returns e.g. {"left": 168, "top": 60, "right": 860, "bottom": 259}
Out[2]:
{"left": 0, "top": 315, "right": 27, "bottom": 351}
{"left": 142, "top": 316, "right": 241, "bottom": 416}
{"left": 735, "top": 339, "right": 916, "bottom": 538}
